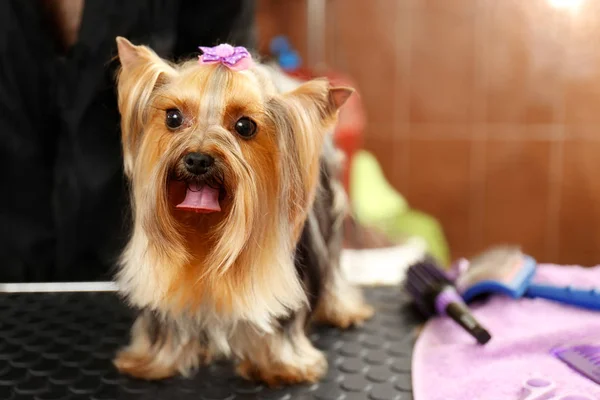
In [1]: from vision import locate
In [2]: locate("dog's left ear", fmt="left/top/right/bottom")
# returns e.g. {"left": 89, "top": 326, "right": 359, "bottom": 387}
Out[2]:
{"left": 284, "top": 79, "right": 354, "bottom": 126}
{"left": 328, "top": 86, "right": 354, "bottom": 111}
{"left": 274, "top": 79, "right": 354, "bottom": 229}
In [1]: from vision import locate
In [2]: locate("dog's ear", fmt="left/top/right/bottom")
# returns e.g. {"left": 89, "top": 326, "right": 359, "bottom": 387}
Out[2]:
{"left": 115, "top": 37, "right": 176, "bottom": 177}
{"left": 116, "top": 37, "right": 141, "bottom": 70}
{"left": 267, "top": 79, "right": 354, "bottom": 238}
{"left": 328, "top": 86, "right": 354, "bottom": 110}
{"left": 286, "top": 79, "right": 354, "bottom": 123}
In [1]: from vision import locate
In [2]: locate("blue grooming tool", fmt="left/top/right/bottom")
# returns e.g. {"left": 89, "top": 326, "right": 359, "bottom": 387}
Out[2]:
{"left": 456, "top": 246, "right": 600, "bottom": 311}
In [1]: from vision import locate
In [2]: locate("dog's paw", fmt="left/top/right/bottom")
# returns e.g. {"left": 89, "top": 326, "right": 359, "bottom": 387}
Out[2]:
{"left": 316, "top": 302, "right": 375, "bottom": 329}
{"left": 237, "top": 350, "right": 327, "bottom": 387}
{"left": 114, "top": 349, "right": 178, "bottom": 380}
{"left": 114, "top": 344, "right": 211, "bottom": 381}
{"left": 336, "top": 302, "right": 375, "bottom": 329}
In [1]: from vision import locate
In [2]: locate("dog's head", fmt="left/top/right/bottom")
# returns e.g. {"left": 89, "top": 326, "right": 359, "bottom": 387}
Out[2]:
{"left": 115, "top": 37, "right": 352, "bottom": 323}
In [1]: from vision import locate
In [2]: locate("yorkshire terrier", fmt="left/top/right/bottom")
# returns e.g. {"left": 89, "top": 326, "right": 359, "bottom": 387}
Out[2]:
{"left": 113, "top": 37, "right": 373, "bottom": 386}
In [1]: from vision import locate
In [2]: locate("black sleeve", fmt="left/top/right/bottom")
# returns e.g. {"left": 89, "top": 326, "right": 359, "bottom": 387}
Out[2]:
{"left": 173, "top": 0, "right": 256, "bottom": 59}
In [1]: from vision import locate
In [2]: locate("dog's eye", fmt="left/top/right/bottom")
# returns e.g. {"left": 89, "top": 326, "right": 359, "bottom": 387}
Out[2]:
{"left": 234, "top": 117, "right": 257, "bottom": 139}
{"left": 165, "top": 109, "right": 184, "bottom": 129}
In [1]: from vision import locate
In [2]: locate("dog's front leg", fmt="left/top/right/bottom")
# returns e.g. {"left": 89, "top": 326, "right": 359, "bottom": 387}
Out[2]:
{"left": 233, "top": 315, "right": 327, "bottom": 387}
{"left": 114, "top": 310, "right": 211, "bottom": 380}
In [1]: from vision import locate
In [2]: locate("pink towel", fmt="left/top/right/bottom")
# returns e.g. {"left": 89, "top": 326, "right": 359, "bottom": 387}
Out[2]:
{"left": 413, "top": 264, "right": 600, "bottom": 400}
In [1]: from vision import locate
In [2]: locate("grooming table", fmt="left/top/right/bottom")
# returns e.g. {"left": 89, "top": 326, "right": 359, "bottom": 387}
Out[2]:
{"left": 0, "top": 286, "right": 419, "bottom": 400}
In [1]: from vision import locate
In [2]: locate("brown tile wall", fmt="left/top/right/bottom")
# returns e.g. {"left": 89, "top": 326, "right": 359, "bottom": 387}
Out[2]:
{"left": 257, "top": 0, "right": 600, "bottom": 266}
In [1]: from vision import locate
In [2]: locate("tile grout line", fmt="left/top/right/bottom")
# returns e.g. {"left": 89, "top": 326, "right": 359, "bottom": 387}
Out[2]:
{"left": 404, "top": 123, "right": 566, "bottom": 141}
{"left": 394, "top": 1, "right": 412, "bottom": 195}
{"left": 546, "top": 139, "right": 563, "bottom": 262}
{"left": 545, "top": 8, "right": 568, "bottom": 262}
{"left": 326, "top": 0, "right": 336, "bottom": 68}
{"left": 469, "top": 0, "right": 488, "bottom": 257}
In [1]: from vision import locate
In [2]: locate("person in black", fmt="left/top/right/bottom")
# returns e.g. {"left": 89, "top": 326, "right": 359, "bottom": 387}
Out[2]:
{"left": 0, "top": 0, "right": 256, "bottom": 282}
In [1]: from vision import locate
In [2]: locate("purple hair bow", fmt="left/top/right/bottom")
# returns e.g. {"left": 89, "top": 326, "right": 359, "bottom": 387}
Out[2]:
{"left": 198, "top": 44, "right": 253, "bottom": 71}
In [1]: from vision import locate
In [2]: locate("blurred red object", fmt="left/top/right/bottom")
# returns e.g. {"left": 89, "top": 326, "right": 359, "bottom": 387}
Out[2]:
{"left": 287, "top": 68, "right": 366, "bottom": 194}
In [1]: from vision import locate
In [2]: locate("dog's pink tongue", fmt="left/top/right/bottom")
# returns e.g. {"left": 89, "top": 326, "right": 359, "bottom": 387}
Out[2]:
{"left": 176, "top": 182, "right": 221, "bottom": 213}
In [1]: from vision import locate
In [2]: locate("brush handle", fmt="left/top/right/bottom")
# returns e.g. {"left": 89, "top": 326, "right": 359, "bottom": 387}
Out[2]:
{"left": 445, "top": 301, "right": 492, "bottom": 345}
{"left": 526, "top": 283, "right": 600, "bottom": 311}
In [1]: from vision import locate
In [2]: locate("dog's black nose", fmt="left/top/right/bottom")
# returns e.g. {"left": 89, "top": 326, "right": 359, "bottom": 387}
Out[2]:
{"left": 184, "top": 152, "right": 214, "bottom": 175}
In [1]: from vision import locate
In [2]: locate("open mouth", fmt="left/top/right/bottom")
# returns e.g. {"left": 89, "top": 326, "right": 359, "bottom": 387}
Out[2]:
{"left": 175, "top": 181, "right": 223, "bottom": 214}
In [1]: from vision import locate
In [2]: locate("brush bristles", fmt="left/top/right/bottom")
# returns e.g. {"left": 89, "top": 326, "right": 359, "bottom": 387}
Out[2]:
{"left": 404, "top": 259, "right": 451, "bottom": 315}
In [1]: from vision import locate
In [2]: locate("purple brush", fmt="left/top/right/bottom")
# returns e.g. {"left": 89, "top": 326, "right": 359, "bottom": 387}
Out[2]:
{"left": 404, "top": 258, "right": 492, "bottom": 345}
{"left": 553, "top": 342, "right": 600, "bottom": 386}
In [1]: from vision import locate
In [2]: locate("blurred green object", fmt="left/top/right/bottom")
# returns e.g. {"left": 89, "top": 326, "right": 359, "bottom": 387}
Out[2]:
{"left": 349, "top": 150, "right": 450, "bottom": 265}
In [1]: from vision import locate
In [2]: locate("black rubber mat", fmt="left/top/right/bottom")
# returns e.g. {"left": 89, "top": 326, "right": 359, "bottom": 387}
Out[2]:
{"left": 0, "top": 286, "right": 420, "bottom": 400}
